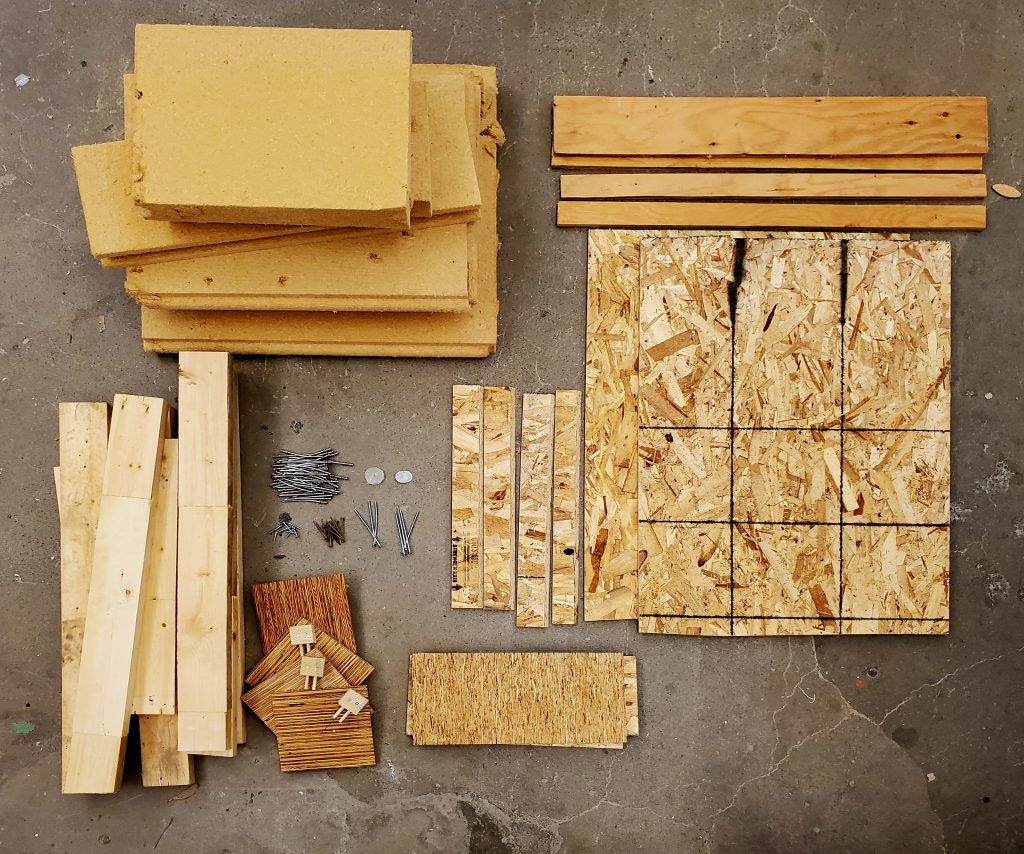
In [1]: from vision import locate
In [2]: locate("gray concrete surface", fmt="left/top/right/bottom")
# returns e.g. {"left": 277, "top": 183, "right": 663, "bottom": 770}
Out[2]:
{"left": 1, "top": 1, "right": 1023, "bottom": 851}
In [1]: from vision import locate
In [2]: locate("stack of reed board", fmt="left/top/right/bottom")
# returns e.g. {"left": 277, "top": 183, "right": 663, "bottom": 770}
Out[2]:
{"left": 450, "top": 386, "right": 584, "bottom": 628}
{"left": 56, "top": 350, "right": 244, "bottom": 794}
{"left": 242, "top": 575, "right": 376, "bottom": 772}
{"left": 553, "top": 96, "right": 989, "bottom": 231}
{"left": 71, "top": 24, "right": 503, "bottom": 358}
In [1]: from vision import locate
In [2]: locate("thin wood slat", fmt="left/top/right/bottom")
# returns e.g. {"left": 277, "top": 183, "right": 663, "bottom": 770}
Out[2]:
{"left": 551, "top": 390, "right": 583, "bottom": 625}
{"left": 551, "top": 152, "right": 986, "bottom": 171}
{"left": 57, "top": 402, "right": 109, "bottom": 791}
{"left": 553, "top": 96, "right": 989, "bottom": 156}
{"left": 516, "top": 394, "right": 555, "bottom": 628}
{"left": 272, "top": 687, "right": 375, "bottom": 771}
{"left": 557, "top": 201, "right": 987, "bottom": 231}
{"left": 251, "top": 574, "right": 358, "bottom": 655}
{"left": 482, "top": 386, "right": 516, "bottom": 611}
{"left": 138, "top": 714, "right": 195, "bottom": 787}
{"left": 451, "top": 384, "right": 484, "bottom": 608}
{"left": 245, "top": 619, "right": 373, "bottom": 688}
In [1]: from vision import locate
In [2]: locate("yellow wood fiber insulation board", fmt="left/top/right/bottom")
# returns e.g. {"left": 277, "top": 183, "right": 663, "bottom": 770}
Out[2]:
{"left": 551, "top": 151, "right": 985, "bottom": 171}
{"left": 141, "top": 64, "right": 502, "bottom": 357}
{"left": 132, "top": 25, "right": 412, "bottom": 227}
{"left": 551, "top": 390, "right": 582, "bottom": 625}
{"left": 125, "top": 223, "right": 470, "bottom": 313}
{"left": 57, "top": 402, "right": 109, "bottom": 791}
{"left": 733, "top": 239, "right": 843, "bottom": 428}
{"left": 273, "top": 687, "right": 375, "bottom": 771}
{"left": 516, "top": 394, "right": 555, "bottom": 628}
{"left": 844, "top": 240, "right": 951, "bottom": 430}
{"left": 407, "top": 652, "right": 629, "bottom": 746}
{"left": 482, "top": 386, "right": 516, "bottom": 611}
{"left": 553, "top": 96, "right": 989, "bottom": 156}
{"left": 639, "top": 429, "right": 731, "bottom": 522}
{"left": 245, "top": 620, "right": 373, "bottom": 688}
{"left": 411, "top": 80, "right": 433, "bottom": 218}
{"left": 638, "top": 235, "right": 735, "bottom": 428}
{"left": 452, "top": 384, "right": 484, "bottom": 609}
{"left": 138, "top": 714, "right": 195, "bottom": 787}
{"left": 65, "top": 395, "right": 167, "bottom": 794}
{"left": 241, "top": 654, "right": 349, "bottom": 733}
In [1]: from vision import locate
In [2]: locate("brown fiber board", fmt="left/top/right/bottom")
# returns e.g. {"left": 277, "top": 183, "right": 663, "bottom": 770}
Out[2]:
{"left": 482, "top": 387, "right": 516, "bottom": 611}
{"left": 557, "top": 201, "right": 986, "bottom": 230}
{"left": 407, "top": 653, "right": 629, "bottom": 746}
{"left": 125, "top": 223, "right": 470, "bottom": 313}
{"left": 273, "top": 687, "right": 375, "bottom": 771}
{"left": 452, "top": 385, "right": 484, "bottom": 609}
{"left": 561, "top": 171, "right": 988, "bottom": 199}
{"left": 241, "top": 656, "right": 349, "bottom": 732}
{"left": 551, "top": 390, "right": 583, "bottom": 625}
{"left": 584, "top": 231, "right": 640, "bottom": 621}
{"left": 552, "top": 152, "right": 985, "bottom": 171}
{"left": 516, "top": 394, "right": 555, "bottom": 628}
{"left": 639, "top": 429, "right": 730, "bottom": 521}
{"left": 141, "top": 64, "right": 502, "bottom": 357}
{"left": 133, "top": 25, "right": 412, "bottom": 227}
{"left": 251, "top": 574, "right": 358, "bottom": 655}
{"left": 553, "top": 96, "right": 989, "bottom": 156}
{"left": 245, "top": 620, "right": 373, "bottom": 688}
{"left": 844, "top": 240, "right": 951, "bottom": 430}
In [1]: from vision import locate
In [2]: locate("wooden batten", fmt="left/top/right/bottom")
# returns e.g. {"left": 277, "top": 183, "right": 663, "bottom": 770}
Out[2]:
{"left": 482, "top": 386, "right": 516, "bottom": 611}
{"left": 516, "top": 394, "right": 555, "bottom": 628}
{"left": 138, "top": 714, "right": 195, "bottom": 787}
{"left": 251, "top": 574, "right": 358, "bottom": 654}
{"left": 551, "top": 390, "right": 583, "bottom": 625}
{"left": 451, "top": 384, "right": 484, "bottom": 608}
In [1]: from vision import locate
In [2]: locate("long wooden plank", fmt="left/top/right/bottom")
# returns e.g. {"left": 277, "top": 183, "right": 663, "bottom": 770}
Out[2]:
{"left": 138, "top": 714, "right": 195, "bottom": 787}
{"left": 516, "top": 394, "right": 555, "bottom": 628}
{"left": 558, "top": 201, "right": 987, "bottom": 231}
{"left": 553, "top": 96, "right": 989, "bottom": 156}
{"left": 65, "top": 395, "right": 167, "bottom": 794}
{"left": 551, "top": 390, "right": 582, "bottom": 625}
{"left": 57, "top": 402, "right": 109, "bottom": 791}
{"left": 482, "top": 386, "right": 516, "bottom": 611}
{"left": 230, "top": 371, "right": 245, "bottom": 746}
{"left": 273, "top": 687, "right": 375, "bottom": 771}
{"left": 584, "top": 231, "right": 640, "bottom": 621}
{"left": 551, "top": 152, "right": 985, "bottom": 171}
{"left": 451, "top": 384, "right": 484, "bottom": 609}
{"left": 251, "top": 574, "right": 358, "bottom": 654}
{"left": 561, "top": 171, "right": 988, "bottom": 199}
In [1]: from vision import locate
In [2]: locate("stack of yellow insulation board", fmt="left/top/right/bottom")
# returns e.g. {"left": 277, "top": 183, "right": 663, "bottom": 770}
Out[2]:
{"left": 57, "top": 352, "right": 245, "bottom": 794}
{"left": 71, "top": 24, "right": 503, "bottom": 357}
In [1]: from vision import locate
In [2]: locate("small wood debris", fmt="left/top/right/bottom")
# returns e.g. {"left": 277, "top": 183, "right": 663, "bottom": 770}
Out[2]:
{"left": 992, "top": 183, "right": 1021, "bottom": 199}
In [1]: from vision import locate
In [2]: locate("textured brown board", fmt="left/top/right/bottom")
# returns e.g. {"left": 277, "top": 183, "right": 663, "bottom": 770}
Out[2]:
{"left": 251, "top": 574, "right": 358, "bottom": 655}
{"left": 638, "top": 523, "right": 731, "bottom": 618}
{"left": 639, "top": 429, "right": 730, "bottom": 522}
{"left": 584, "top": 231, "right": 640, "bottom": 620}
{"left": 733, "top": 239, "right": 843, "bottom": 428}
{"left": 638, "top": 236, "right": 735, "bottom": 427}
{"left": 553, "top": 96, "right": 989, "bottom": 156}
{"left": 551, "top": 390, "right": 583, "bottom": 625}
{"left": 552, "top": 152, "right": 985, "bottom": 171}
{"left": 516, "top": 394, "right": 555, "bottom": 628}
{"left": 482, "top": 387, "right": 516, "bottom": 611}
{"left": 241, "top": 655, "right": 349, "bottom": 732}
{"left": 451, "top": 384, "right": 484, "bottom": 609}
{"left": 844, "top": 240, "right": 951, "bottom": 430}
{"left": 245, "top": 619, "right": 373, "bottom": 688}
{"left": 273, "top": 687, "right": 375, "bottom": 771}
{"left": 407, "top": 653, "right": 629, "bottom": 746}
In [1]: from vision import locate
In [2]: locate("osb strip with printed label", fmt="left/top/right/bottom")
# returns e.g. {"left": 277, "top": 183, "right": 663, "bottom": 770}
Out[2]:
{"left": 552, "top": 390, "right": 583, "bottom": 625}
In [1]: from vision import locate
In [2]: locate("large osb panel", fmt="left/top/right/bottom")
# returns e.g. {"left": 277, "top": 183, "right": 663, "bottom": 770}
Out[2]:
{"left": 639, "top": 429, "right": 731, "bottom": 521}
{"left": 638, "top": 523, "right": 730, "bottom": 616}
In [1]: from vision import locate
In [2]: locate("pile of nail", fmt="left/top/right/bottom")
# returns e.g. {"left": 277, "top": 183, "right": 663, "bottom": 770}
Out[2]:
{"left": 314, "top": 517, "right": 346, "bottom": 547}
{"left": 354, "top": 500, "right": 382, "bottom": 548}
{"left": 270, "top": 448, "right": 353, "bottom": 504}
{"left": 395, "top": 507, "right": 418, "bottom": 556}
{"left": 270, "top": 512, "right": 300, "bottom": 542}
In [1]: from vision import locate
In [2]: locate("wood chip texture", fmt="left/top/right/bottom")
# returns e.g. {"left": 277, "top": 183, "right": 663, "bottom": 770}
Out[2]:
{"left": 245, "top": 619, "right": 373, "bottom": 688}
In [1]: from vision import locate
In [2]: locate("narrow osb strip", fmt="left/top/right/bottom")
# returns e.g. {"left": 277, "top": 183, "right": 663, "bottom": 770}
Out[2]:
{"left": 272, "top": 687, "right": 375, "bottom": 771}
{"left": 482, "top": 386, "right": 516, "bottom": 611}
{"left": 638, "top": 615, "right": 731, "bottom": 636}
{"left": 732, "top": 618, "right": 839, "bottom": 635}
{"left": 240, "top": 654, "right": 349, "bottom": 732}
{"left": 516, "top": 393, "right": 555, "bottom": 628}
{"left": 552, "top": 390, "right": 583, "bottom": 625}
{"left": 638, "top": 523, "right": 731, "bottom": 616}
{"left": 845, "top": 240, "right": 951, "bottom": 430}
{"left": 584, "top": 230, "right": 640, "bottom": 620}
{"left": 639, "top": 428, "right": 731, "bottom": 521}
{"left": 841, "top": 619, "right": 949, "bottom": 635}
{"left": 638, "top": 235, "right": 735, "bottom": 427}
{"left": 733, "top": 239, "right": 842, "bottom": 428}
{"left": 451, "top": 384, "right": 484, "bottom": 608}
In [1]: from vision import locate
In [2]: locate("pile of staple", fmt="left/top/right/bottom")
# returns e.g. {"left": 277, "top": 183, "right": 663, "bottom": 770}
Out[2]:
{"left": 71, "top": 23, "right": 502, "bottom": 357}
{"left": 242, "top": 574, "right": 376, "bottom": 771}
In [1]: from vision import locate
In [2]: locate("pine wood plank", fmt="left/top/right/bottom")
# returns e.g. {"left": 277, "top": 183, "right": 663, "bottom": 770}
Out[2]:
{"left": 251, "top": 575, "right": 358, "bottom": 655}
{"left": 584, "top": 231, "right": 640, "bottom": 620}
{"left": 557, "top": 201, "right": 987, "bottom": 230}
{"left": 177, "top": 352, "right": 231, "bottom": 506}
{"left": 65, "top": 395, "right": 167, "bottom": 794}
{"left": 551, "top": 152, "right": 985, "bottom": 171}
{"left": 273, "top": 687, "right": 375, "bottom": 771}
{"left": 482, "top": 386, "right": 516, "bottom": 611}
{"left": 551, "top": 390, "right": 582, "bottom": 625}
{"left": 57, "top": 402, "right": 109, "bottom": 791}
{"left": 138, "top": 714, "right": 195, "bottom": 787}
{"left": 553, "top": 96, "right": 989, "bottom": 156}
{"left": 451, "top": 384, "right": 484, "bottom": 609}
{"left": 516, "top": 393, "right": 555, "bottom": 628}
{"left": 145, "top": 339, "right": 496, "bottom": 358}
{"left": 561, "top": 171, "right": 988, "bottom": 199}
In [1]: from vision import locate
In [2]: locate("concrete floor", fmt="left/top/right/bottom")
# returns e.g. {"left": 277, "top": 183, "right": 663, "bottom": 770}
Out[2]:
{"left": 1, "top": 0, "right": 1023, "bottom": 851}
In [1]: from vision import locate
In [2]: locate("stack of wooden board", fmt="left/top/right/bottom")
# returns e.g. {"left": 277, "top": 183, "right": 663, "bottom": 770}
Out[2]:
{"left": 449, "top": 386, "right": 583, "bottom": 627}
{"left": 553, "top": 96, "right": 989, "bottom": 230}
{"left": 243, "top": 575, "right": 376, "bottom": 771}
{"left": 583, "top": 230, "right": 951, "bottom": 635}
{"left": 406, "top": 653, "right": 638, "bottom": 747}
{"left": 70, "top": 24, "right": 503, "bottom": 357}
